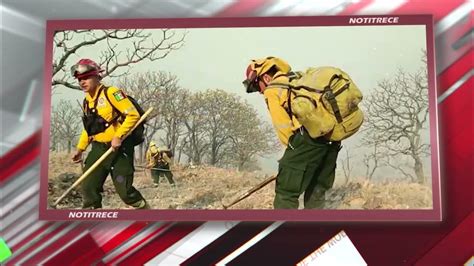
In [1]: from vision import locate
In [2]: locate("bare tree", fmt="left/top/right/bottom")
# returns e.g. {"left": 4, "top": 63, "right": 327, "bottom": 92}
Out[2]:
{"left": 385, "top": 156, "right": 417, "bottom": 182}
{"left": 181, "top": 92, "right": 210, "bottom": 165}
{"left": 50, "top": 122, "right": 60, "bottom": 151}
{"left": 116, "top": 71, "right": 178, "bottom": 161}
{"left": 199, "top": 89, "right": 239, "bottom": 166}
{"left": 51, "top": 100, "right": 82, "bottom": 153}
{"left": 178, "top": 90, "right": 279, "bottom": 169}
{"left": 164, "top": 89, "right": 279, "bottom": 169}
{"left": 52, "top": 29, "right": 186, "bottom": 90}
{"left": 110, "top": 75, "right": 280, "bottom": 171}
{"left": 361, "top": 140, "right": 385, "bottom": 181}
{"left": 177, "top": 135, "right": 189, "bottom": 164}
{"left": 362, "top": 54, "right": 430, "bottom": 183}
{"left": 228, "top": 102, "right": 279, "bottom": 171}
{"left": 340, "top": 147, "right": 353, "bottom": 185}
{"left": 158, "top": 87, "right": 189, "bottom": 155}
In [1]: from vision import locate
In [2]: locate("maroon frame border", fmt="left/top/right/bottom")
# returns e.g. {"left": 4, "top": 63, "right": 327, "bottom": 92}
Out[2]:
{"left": 39, "top": 14, "right": 441, "bottom": 221}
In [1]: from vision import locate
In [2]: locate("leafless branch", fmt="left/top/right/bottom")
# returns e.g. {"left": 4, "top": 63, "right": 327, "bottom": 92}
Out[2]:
{"left": 361, "top": 52, "right": 429, "bottom": 183}
{"left": 52, "top": 29, "right": 187, "bottom": 91}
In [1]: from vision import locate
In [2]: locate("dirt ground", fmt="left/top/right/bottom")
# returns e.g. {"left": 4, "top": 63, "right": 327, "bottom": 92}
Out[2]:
{"left": 48, "top": 152, "right": 433, "bottom": 210}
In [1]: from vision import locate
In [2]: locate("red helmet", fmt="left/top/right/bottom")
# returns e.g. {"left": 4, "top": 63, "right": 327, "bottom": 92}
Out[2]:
{"left": 71, "top": 59, "right": 103, "bottom": 79}
{"left": 243, "top": 64, "right": 260, "bottom": 93}
{"left": 243, "top": 57, "right": 291, "bottom": 93}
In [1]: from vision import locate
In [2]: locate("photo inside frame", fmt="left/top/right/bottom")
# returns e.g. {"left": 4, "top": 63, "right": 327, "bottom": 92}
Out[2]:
{"left": 40, "top": 15, "right": 440, "bottom": 221}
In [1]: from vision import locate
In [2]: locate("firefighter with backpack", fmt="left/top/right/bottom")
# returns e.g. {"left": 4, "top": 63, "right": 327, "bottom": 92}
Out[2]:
{"left": 146, "top": 142, "right": 175, "bottom": 187}
{"left": 243, "top": 57, "right": 364, "bottom": 209}
{"left": 71, "top": 58, "right": 149, "bottom": 209}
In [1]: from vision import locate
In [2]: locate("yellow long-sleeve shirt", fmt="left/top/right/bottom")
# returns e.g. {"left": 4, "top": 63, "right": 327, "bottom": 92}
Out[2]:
{"left": 76, "top": 84, "right": 140, "bottom": 151}
{"left": 263, "top": 74, "right": 302, "bottom": 146}
{"left": 146, "top": 146, "right": 159, "bottom": 166}
{"left": 146, "top": 147, "right": 172, "bottom": 167}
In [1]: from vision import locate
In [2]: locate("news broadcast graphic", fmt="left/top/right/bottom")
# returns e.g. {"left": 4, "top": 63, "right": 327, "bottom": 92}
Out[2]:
{"left": 296, "top": 230, "right": 367, "bottom": 266}
{"left": 39, "top": 15, "right": 441, "bottom": 222}
{"left": 1, "top": 0, "right": 472, "bottom": 265}
{"left": 0, "top": 238, "right": 13, "bottom": 263}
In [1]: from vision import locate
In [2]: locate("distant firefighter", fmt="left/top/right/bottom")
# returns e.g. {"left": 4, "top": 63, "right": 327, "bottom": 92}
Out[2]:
{"left": 146, "top": 142, "right": 175, "bottom": 187}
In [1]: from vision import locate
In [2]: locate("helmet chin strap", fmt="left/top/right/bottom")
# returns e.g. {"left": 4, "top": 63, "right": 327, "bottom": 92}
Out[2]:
{"left": 259, "top": 75, "right": 272, "bottom": 93}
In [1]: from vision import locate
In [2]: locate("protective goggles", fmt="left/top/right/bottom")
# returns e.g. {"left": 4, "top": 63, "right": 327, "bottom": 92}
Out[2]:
{"left": 70, "top": 64, "right": 100, "bottom": 78}
{"left": 242, "top": 70, "right": 260, "bottom": 93}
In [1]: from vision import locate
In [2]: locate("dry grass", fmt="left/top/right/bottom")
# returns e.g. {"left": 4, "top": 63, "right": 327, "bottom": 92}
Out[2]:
{"left": 48, "top": 152, "right": 433, "bottom": 210}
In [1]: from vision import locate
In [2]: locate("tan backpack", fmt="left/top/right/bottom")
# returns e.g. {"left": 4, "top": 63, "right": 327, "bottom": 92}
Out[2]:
{"left": 268, "top": 66, "right": 364, "bottom": 141}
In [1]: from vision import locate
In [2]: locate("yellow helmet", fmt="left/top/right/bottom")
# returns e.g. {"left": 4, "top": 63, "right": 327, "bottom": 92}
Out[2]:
{"left": 243, "top": 57, "right": 291, "bottom": 93}
{"left": 150, "top": 141, "right": 156, "bottom": 147}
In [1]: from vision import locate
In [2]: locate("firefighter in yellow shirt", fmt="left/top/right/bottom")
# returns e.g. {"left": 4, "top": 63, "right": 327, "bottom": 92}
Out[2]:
{"left": 243, "top": 57, "right": 341, "bottom": 209}
{"left": 70, "top": 58, "right": 148, "bottom": 209}
{"left": 146, "top": 142, "right": 175, "bottom": 187}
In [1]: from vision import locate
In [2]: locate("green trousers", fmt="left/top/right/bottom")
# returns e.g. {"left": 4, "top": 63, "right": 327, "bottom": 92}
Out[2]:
{"left": 151, "top": 164, "right": 175, "bottom": 185}
{"left": 274, "top": 128, "right": 341, "bottom": 209}
{"left": 81, "top": 139, "right": 145, "bottom": 209}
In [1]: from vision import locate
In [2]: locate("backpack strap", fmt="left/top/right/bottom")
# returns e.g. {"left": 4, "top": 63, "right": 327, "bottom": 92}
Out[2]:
{"left": 323, "top": 87, "right": 343, "bottom": 123}
{"left": 266, "top": 82, "right": 291, "bottom": 90}
{"left": 103, "top": 88, "right": 146, "bottom": 146}
{"left": 94, "top": 86, "right": 104, "bottom": 109}
{"left": 83, "top": 86, "right": 105, "bottom": 113}
{"left": 326, "top": 74, "right": 350, "bottom": 97}
{"left": 270, "top": 73, "right": 350, "bottom": 124}
{"left": 287, "top": 87, "right": 293, "bottom": 120}
{"left": 287, "top": 71, "right": 302, "bottom": 81}
{"left": 82, "top": 98, "right": 87, "bottom": 113}
{"left": 264, "top": 82, "right": 294, "bottom": 117}
{"left": 102, "top": 86, "right": 123, "bottom": 123}
{"left": 81, "top": 86, "right": 116, "bottom": 136}
{"left": 323, "top": 80, "right": 342, "bottom": 123}
{"left": 294, "top": 85, "right": 325, "bottom": 93}
{"left": 323, "top": 74, "right": 351, "bottom": 123}
{"left": 268, "top": 83, "right": 326, "bottom": 94}
{"left": 334, "top": 83, "right": 350, "bottom": 97}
